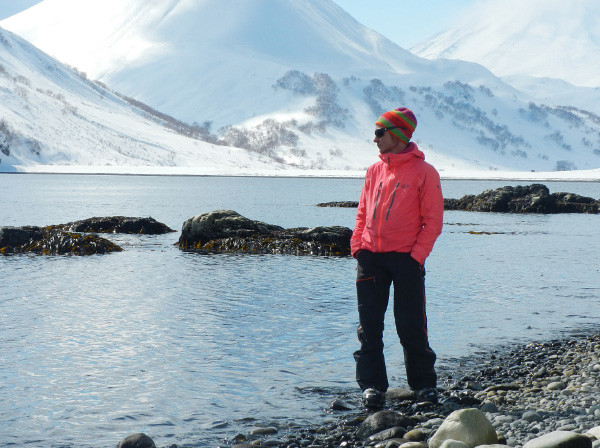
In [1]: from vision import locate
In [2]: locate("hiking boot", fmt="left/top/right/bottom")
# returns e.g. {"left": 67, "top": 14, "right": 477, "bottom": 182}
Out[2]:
{"left": 414, "top": 387, "right": 438, "bottom": 404}
{"left": 362, "top": 388, "right": 385, "bottom": 410}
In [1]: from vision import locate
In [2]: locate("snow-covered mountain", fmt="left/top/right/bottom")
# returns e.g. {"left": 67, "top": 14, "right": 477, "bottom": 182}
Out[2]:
{"left": 0, "top": 26, "right": 289, "bottom": 173}
{"left": 2, "top": 0, "right": 435, "bottom": 129}
{"left": 412, "top": 0, "right": 600, "bottom": 89}
{"left": 2, "top": 0, "right": 600, "bottom": 176}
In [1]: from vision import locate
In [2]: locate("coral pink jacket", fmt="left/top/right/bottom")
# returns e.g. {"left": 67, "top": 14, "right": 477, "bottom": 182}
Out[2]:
{"left": 351, "top": 143, "right": 444, "bottom": 265}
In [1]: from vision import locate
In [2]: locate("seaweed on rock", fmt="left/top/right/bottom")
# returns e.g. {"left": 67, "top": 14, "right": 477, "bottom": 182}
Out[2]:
{"left": 177, "top": 210, "right": 352, "bottom": 256}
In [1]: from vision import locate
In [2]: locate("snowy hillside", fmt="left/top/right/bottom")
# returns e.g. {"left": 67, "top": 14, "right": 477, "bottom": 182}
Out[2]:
{"left": 0, "top": 27, "right": 289, "bottom": 174}
{"left": 2, "top": 0, "right": 600, "bottom": 176}
{"left": 411, "top": 0, "right": 600, "bottom": 89}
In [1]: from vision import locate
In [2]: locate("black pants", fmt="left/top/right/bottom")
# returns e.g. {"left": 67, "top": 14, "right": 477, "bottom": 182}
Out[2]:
{"left": 354, "top": 250, "right": 437, "bottom": 392}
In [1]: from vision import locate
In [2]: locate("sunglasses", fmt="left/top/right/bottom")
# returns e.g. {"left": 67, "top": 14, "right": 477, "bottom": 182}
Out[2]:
{"left": 374, "top": 126, "right": 399, "bottom": 138}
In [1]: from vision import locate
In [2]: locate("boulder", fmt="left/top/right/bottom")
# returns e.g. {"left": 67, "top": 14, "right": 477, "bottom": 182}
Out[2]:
{"left": 177, "top": 210, "right": 352, "bottom": 256}
{"left": 587, "top": 426, "right": 600, "bottom": 440}
{"left": 356, "top": 410, "right": 414, "bottom": 440}
{"left": 116, "top": 433, "right": 156, "bottom": 448}
{"left": 443, "top": 184, "right": 599, "bottom": 214}
{"left": 523, "top": 431, "right": 592, "bottom": 448}
{"left": 56, "top": 216, "right": 175, "bottom": 234}
{"left": 0, "top": 226, "right": 123, "bottom": 255}
{"left": 428, "top": 408, "right": 497, "bottom": 448}
{"left": 439, "top": 440, "right": 468, "bottom": 448}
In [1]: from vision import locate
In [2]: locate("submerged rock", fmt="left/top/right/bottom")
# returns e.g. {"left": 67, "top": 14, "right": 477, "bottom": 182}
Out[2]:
{"left": 177, "top": 210, "right": 352, "bottom": 256}
{"left": 0, "top": 225, "right": 123, "bottom": 255}
{"left": 55, "top": 216, "right": 175, "bottom": 234}
{"left": 444, "top": 184, "right": 599, "bottom": 214}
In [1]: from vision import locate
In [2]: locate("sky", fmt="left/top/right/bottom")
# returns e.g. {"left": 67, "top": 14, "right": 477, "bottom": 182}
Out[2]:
{"left": 330, "top": 0, "right": 480, "bottom": 48}
{"left": 0, "top": 0, "right": 42, "bottom": 19}
{"left": 2, "top": 0, "right": 480, "bottom": 49}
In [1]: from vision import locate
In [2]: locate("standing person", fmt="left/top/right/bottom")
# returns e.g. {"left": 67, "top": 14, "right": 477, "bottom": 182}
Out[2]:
{"left": 351, "top": 107, "right": 444, "bottom": 409}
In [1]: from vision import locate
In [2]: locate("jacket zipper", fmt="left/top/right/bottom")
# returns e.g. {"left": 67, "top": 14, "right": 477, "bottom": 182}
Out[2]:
{"left": 372, "top": 182, "right": 382, "bottom": 219}
{"left": 375, "top": 162, "right": 394, "bottom": 252}
{"left": 386, "top": 182, "right": 400, "bottom": 220}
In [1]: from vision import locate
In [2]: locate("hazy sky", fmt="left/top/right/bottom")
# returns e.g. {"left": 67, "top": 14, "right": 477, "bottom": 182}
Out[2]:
{"left": 330, "top": 0, "right": 479, "bottom": 48}
{"left": 0, "top": 0, "right": 42, "bottom": 19}
{"left": 1, "top": 0, "right": 479, "bottom": 49}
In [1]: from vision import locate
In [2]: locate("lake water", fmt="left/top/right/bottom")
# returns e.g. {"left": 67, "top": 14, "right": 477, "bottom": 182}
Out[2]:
{"left": 1, "top": 174, "right": 599, "bottom": 448}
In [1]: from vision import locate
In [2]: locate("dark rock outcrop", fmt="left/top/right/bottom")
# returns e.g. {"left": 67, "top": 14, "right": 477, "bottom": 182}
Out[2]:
{"left": 177, "top": 210, "right": 352, "bottom": 256}
{"left": 117, "top": 433, "right": 156, "bottom": 448}
{"left": 0, "top": 226, "right": 123, "bottom": 255}
{"left": 444, "top": 184, "right": 599, "bottom": 214}
{"left": 317, "top": 185, "right": 599, "bottom": 214}
{"left": 55, "top": 216, "right": 175, "bottom": 234}
{"left": 317, "top": 201, "right": 359, "bottom": 208}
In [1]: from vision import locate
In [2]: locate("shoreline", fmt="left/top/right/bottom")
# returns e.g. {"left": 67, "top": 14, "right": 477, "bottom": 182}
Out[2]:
{"left": 1, "top": 166, "right": 600, "bottom": 182}
{"left": 219, "top": 327, "right": 600, "bottom": 448}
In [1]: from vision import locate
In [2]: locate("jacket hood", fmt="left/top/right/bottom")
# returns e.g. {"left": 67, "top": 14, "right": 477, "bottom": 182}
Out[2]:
{"left": 378, "top": 142, "right": 425, "bottom": 166}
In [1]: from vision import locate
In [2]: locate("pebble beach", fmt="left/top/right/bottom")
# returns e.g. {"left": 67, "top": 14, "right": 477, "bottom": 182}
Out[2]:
{"left": 210, "top": 329, "right": 600, "bottom": 448}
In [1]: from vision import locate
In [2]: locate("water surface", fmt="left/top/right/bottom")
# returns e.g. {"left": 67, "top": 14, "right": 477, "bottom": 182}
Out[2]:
{"left": 1, "top": 174, "right": 598, "bottom": 447}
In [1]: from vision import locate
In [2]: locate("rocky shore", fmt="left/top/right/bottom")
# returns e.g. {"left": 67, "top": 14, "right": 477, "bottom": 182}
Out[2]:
{"left": 225, "top": 331, "right": 600, "bottom": 448}
{"left": 118, "top": 330, "right": 600, "bottom": 448}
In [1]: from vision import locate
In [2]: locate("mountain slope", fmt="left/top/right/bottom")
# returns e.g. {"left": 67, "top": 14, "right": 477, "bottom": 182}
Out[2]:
{"left": 411, "top": 0, "right": 600, "bottom": 89}
{"left": 2, "top": 0, "right": 429, "bottom": 128}
{"left": 0, "top": 26, "right": 288, "bottom": 173}
{"left": 1, "top": 0, "right": 600, "bottom": 175}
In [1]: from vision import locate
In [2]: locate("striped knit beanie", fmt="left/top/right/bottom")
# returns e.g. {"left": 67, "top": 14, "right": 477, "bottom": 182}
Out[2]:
{"left": 375, "top": 107, "right": 417, "bottom": 144}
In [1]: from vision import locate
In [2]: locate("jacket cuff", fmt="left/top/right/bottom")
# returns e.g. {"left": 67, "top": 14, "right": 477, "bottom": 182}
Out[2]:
{"left": 410, "top": 251, "right": 426, "bottom": 266}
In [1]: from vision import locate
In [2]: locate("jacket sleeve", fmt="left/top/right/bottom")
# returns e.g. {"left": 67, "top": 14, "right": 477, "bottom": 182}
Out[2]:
{"left": 410, "top": 166, "right": 444, "bottom": 265}
{"left": 350, "top": 173, "right": 369, "bottom": 257}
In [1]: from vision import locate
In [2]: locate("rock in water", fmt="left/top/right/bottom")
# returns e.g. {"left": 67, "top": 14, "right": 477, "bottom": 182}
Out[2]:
{"left": 56, "top": 216, "right": 175, "bottom": 234}
{"left": 117, "top": 433, "right": 156, "bottom": 448}
{"left": 177, "top": 210, "right": 352, "bottom": 256}
{"left": 0, "top": 226, "right": 123, "bottom": 255}
{"left": 316, "top": 201, "right": 359, "bottom": 208}
{"left": 428, "top": 408, "right": 497, "bottom": 448}
{"left": 443, "top": 184, "right": 599, "bottom": 214}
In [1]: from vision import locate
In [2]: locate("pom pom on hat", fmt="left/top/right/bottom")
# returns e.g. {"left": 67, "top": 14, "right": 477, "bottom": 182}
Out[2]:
{"left": 376, "top": 107, "right": 417, "bottom": 143}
